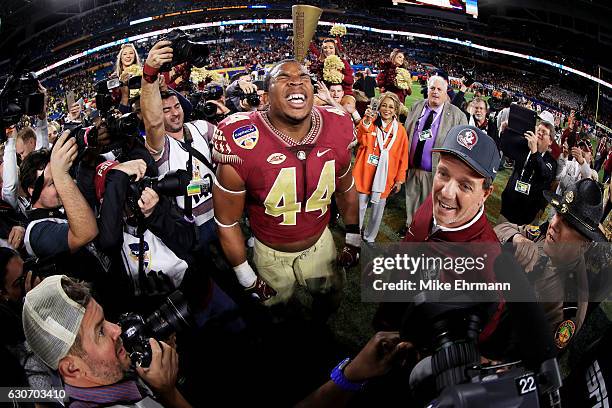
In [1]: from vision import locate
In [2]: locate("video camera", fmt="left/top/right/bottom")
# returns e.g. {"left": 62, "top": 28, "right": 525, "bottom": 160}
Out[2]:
{"left": 0, "top": 60, "right": 45, "bottom": 136}
{"left": 160, "top": 29, "right": 210, "bottom": 72}
{"left": 399, "top": 252, "right": 563, "bottom": 407}
{"left": 118, "top": 290, "right": 192, "bottom": 367}
{"left": 401, "top": 301, "right": 562, "bottom": 407}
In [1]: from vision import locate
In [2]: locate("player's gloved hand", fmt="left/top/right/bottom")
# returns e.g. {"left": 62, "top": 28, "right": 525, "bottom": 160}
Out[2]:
{"left": 233, "top": 261, "right": 277, "bottom": 302}
{"left": 338, "top": 225, "right": 361, "bottom": 268}
{"left": 245, "top": 277, "right": 277, "bottom": 301}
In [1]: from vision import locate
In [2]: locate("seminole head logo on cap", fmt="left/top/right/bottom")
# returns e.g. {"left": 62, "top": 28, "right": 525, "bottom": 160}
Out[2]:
{"left": 457, "top": 128, "right": 478, "bottom": 151}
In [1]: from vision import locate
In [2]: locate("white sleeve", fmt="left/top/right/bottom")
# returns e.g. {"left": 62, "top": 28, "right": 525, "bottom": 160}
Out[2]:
{"left": 34, "top": 118, "right": 49, "bottom": 150}
{"left": 555, "top": 155, "right": 567, "bottom": 180}
{"left": 579, "top": 160, "right": 591, "bottom": 180}
{"left": 2, "top": 138, "right": 19, "bottom": 209}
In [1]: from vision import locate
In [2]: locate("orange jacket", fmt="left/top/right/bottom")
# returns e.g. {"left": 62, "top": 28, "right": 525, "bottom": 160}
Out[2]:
{"left": 353, "top": 119, "right": 409, "bottom": 198}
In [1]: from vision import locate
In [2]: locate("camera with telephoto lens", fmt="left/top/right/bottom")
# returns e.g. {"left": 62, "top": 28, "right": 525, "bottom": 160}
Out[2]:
{"left": 126, "top": 169, "right": 208, "bottom": 217}
{"left": 159, "top": 29, "right": 210, "bottom": 72}
{"left": 0, "top": 67, "right": 44, "bottom": 132}
{"left": 190, "top": 85, "right": 224, "bottom": 122}
{"left": 118, "top": 291, "right": 191, "bottom": 367}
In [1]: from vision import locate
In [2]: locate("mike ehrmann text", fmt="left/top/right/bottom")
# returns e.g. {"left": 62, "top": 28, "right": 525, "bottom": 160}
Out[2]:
{"left": 372, "top": 279, "right": 511, "bottom": 291}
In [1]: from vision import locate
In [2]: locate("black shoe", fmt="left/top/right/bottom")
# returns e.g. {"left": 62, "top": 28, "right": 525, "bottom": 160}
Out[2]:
{"left": 399, "top": 225, "right": 408, "bottom": 239}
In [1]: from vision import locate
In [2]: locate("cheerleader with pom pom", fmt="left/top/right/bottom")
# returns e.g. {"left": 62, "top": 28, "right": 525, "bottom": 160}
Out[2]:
{"left": 308, "top": 26, "right": 354, "bottom": 96}
{"left": 376, "top": 49, "right": 413, "bottom": 104}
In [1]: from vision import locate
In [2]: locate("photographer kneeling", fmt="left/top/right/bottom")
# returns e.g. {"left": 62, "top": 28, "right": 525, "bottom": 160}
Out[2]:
{"left": 95, "top": 159, "right": 243, "bottom": 328}
{"left": 22, "top": 275, "right": 192, "bottom": 408}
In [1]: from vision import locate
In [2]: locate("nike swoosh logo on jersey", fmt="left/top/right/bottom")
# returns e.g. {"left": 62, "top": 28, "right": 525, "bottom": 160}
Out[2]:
{"left": 317, "top": 148, "right": 331, "bottom": 157}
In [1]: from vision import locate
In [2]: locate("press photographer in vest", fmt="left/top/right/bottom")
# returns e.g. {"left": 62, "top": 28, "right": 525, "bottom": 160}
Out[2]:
{"left": 140, "top": 40, "right": 217, "bottom": 253}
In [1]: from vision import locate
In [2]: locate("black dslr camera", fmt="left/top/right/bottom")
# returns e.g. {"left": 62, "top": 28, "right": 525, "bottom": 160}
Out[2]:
{"left": 0, "top": 64, "right": 44, "bottom": 135}
{"left": 118, "top": 291, "right": 192, "bottom": 367}
{"left": 126, "top": 169, "right": 201, "bottom": 217}
{"left": 239, "top": 90, "right": 261, "bottom": 108}
{"left": 190, "top": 85, "right": 224, "bottom": 122}
{"left": 18, "top": 257, "right": 58, "bottom": 296}
{"left": 64, "top": 79, "right": 142, "bottom": 153}
{"left": 160, "top": 29, "right": 210, "bottom": 72}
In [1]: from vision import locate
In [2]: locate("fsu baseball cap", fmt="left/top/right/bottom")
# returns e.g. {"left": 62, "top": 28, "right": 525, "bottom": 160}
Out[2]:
{"left": 432, "top": 125, "right": 501, "bottom": 180}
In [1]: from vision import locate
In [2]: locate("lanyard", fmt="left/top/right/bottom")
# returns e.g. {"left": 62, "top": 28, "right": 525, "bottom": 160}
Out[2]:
{"left": 374, "top": 121, "right": 394, "bottom": 150}
{"left": 519, "top": 152, "right": 543, "bottom": 182}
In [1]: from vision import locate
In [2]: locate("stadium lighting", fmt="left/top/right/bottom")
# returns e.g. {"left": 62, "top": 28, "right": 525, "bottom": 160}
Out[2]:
{"left": 34, "top": 18, "right": 612, "bottom": 91}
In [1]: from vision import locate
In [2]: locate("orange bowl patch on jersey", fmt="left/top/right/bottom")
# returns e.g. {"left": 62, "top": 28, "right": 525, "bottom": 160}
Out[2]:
{"left": 233, "top": 124, "right": 260, "bottom": 150}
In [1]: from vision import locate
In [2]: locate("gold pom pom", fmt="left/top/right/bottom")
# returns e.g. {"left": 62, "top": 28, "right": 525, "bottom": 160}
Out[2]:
{"left": 123, "top": 65, "right": 142, "bottom": 77}
{"left": 323, "top": 68, "right": 343, "bottom": 84}
{"left": 190, "top": 67, "right": 223, "bottom": 84}
{"left": 329, "top": 25, "right": 347, "bottom": 37}
{"left": 395, "top": 68, "right": 412, "bottom": 90}
{"left": 324, "top": 55, "right": 344, "bottom": 70}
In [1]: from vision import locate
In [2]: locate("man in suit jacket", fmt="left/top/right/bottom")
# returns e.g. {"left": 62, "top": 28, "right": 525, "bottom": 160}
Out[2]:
{"left": 403, "top": 74, "right": 468, "bottom": 230}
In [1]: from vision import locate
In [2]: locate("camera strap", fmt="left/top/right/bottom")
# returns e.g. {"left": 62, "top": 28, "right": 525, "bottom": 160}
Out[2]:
{"left": 182, "top": 126, "right": 194, "bottom": 219}
{"left": 179, "top": 124, "right": 215, "bottom": 220}
{"left": 138, "top": 231, "right": 147, "bottom": 287}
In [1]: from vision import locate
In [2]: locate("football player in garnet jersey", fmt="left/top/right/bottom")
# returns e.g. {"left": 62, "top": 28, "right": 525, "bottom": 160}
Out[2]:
{"left": 212, "top": 60, "right": 360, "bottom": 313}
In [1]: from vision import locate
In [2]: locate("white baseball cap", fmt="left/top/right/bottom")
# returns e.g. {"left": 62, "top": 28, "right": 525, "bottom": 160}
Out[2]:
{"left": 539, "top": 111, "right": 555, "bottom": 126}
{"left": 22, "top": 275, "right": 87, "bottom": 369}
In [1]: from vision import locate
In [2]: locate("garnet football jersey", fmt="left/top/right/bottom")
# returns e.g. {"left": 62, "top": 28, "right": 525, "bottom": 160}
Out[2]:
{"left": 213, "top": 106, "right": 354, "bottom": 244}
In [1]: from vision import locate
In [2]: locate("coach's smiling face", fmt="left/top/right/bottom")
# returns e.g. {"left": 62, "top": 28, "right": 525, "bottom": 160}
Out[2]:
{"left": 432, "top": 154, "right": 493, "bottom": 229}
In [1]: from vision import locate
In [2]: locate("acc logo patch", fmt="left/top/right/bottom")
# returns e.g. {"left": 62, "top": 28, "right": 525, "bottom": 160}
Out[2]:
{"left": 267, "top": 153, "right": 287, "bottom": 165}
{"left": 233, "top": 125, "right": 259, "bottom": 150}
{"left": 457, "top": 128, "right": 478, "bottom": 150}
{"left": 554, "top": 320, "right": 576, "bottom": 349}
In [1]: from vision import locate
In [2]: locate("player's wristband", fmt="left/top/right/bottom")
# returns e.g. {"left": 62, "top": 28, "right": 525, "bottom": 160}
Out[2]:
{"left": 345, "top": 233, "right": 361, "bottom": 248}
{"left": 143, "top": 63, "right": 159, "bottom": 84}
{"left": 345, "top": 224, "right": 359, "bottom": 234}
{"left": 233, "top": 261, "right": 257, "bottom": 288}
{"left": 330, "top": 358, "right": 367, "bottom": 392}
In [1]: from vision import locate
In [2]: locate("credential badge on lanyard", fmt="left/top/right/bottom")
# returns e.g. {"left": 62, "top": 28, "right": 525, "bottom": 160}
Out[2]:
{"left": 514, "top": 152, "right": 533, "bottom": 195}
